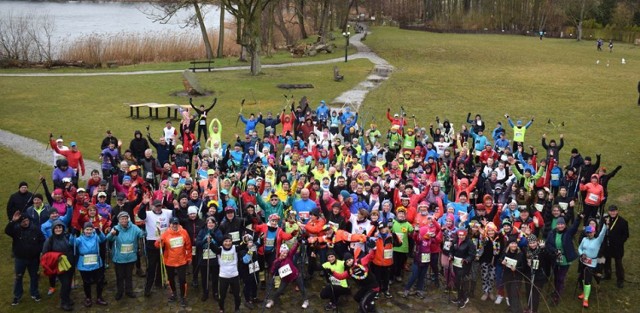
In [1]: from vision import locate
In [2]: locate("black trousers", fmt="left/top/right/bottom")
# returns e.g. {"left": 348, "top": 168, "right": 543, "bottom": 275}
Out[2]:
{"left": 525, "top": 278, "right": 545, "bottom": 313}
{"left": 144, "top": 245, "right": 162, "bottom": 291}
{"left": 454, "top": 266, "right": 469, "bottom": 302}
{"left": 80, "top": 267, "right": 105, "bottom": 299}
{"left": 58, "top": 269, "right": 74, "bottom": 306}
{"left": 115, "top": 261, "right": 135, "bottom": 295}
{"left": 392, "top": 251, "right": 408, "bottom": 279}
{"left": 197, "top": 124, "right": 208, "bottom": 142}
{"left": 166, "top": 264, "right": 187, "bottom": 298}
{"left": 504, "top": 273, "right": 523, "bottom": 313}
{"left": 604, "top": 253, "right": 625, "bottom": 283}
{"left": 320, "top": 284, "right": 350, "bottom": 303}
{"left": 242, "top": 272, "right": 258, "bottom": 301}
{"left": 200, "top": 262, "right": 219, "bottom": 297}
{"left": 371, "top": 264, "right": 391, "bottom": 293}
{"left": 218, "top": 276, "right": 241, "bottom": 311}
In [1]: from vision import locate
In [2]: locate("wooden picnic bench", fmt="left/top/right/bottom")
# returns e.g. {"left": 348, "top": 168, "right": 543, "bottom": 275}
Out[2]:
{"left": 190, "top": 59, "right": 215, "bottom": 72}
{"left": 127, "top": 103, "right": 148, "bottom": 119}
{"left": 126, "top": 103, "right": 191, "bottom": 120}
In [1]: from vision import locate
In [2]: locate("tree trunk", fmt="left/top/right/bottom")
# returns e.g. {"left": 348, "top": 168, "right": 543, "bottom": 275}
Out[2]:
{"left": 318, "top": 0, "right": 330, "bottom": 43}
{"left": 297, "top": 0, "right": 308, "bottom": 39}
{"left": 577, "top": 0, "right": 585, "bottom": 41}
{"left": 193, "top": 2, "right": 214, "bottom": 59}
{"left": 244, "top": 6, "right": 263, "bottom": 75}
{"left": 217, "top": 3, "right": 225, "bottom": 58}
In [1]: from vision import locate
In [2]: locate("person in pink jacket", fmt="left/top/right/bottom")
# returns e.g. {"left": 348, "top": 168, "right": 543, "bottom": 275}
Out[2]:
{"left": 579, "top": 174, "right": 604, "bottom": 224}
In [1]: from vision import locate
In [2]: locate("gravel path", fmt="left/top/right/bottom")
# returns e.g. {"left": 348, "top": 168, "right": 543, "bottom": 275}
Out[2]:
{"left": 0, "top": 129, "right": 101, "bottom": 180}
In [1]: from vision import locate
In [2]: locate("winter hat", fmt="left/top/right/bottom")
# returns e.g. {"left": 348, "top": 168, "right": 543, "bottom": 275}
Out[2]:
{"left": 247, "top": 179, "right": 256, "bottom": 186}
{"left": 83, "top": 222, "right": 94, "bottom": 230}
{"left": 343, "top": 252, "right": 354, "bottom": 261}
{"left": 18, "top": 181, "right": 28, "bottom": 188}
{"left": 188, "top": 206, "right": 198, "bottom": 215}
{"left": 279, "top": 244, "right": 290, "bottom": 254}
{"left": 117, "top": 211, "right": 130, "bottom": 219}
{"left": 310, "top": 208, "right": 321, "bottom": 217}
{"left": 528, "top": 234, "right": 537, "bottom": 243}
{"left": 123, "top": 176, "right": 132, "bottom": 182}
{"left": 327, "top": 249, "right": 337, "bottom": 257}
{"left": 340, "top": 190, "right": 351, "bottom": 199}
{"left": 556, "top": 217, "right": 566, "bottom": 225}
{"left": 170, "top": 217, "right": 180, "bottom": 224}
{"left": 585, "top": 226, "right": 595, "bottom": 233}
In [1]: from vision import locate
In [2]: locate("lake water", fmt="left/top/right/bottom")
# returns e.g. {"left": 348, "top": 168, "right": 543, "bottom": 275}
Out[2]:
{"left": 0, "top": 0, "right": 223, "bottom": 42}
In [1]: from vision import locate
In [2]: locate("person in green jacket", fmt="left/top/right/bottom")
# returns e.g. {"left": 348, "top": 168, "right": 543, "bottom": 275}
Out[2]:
{"left": 255, "top": 193, "right": 293, "bottom": 225}
{"left": 509, "top": 157, "right": 546, "bottom": 192}
{"left": 391, "top": 208, "right": 414, "bottom": 282}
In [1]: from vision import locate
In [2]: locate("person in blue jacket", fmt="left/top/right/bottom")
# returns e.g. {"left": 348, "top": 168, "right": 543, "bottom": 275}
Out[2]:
{"left": 316, "top": 100, "right": 330, "bottom": 126}
{"left": 106, "top": 211, "right": 145, "bottom": 300}
{"left": 41, "top": 200, "right": 74, "bottom": 239}
{"left": 577, "top": 223, "right": 607, "bottom": 308}
{"left": 76, "top": 222, "right": 108, "bottom": 307}
{"left": 239, "top": 113, "right": 262, "bottom": 135}
{"left": 196, "top": 217, "right": 223, "bottom": 301}
{"left": 545, "top": 214, "right": 582, "bottom": 305}
{"left": 469, "top": 127, "right": 490, "bottom": 156}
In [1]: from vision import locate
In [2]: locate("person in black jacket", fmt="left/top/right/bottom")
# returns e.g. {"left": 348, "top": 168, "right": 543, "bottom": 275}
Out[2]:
{"left": 451, "top": 229, "right": 475, "bottom": 309}
{"left": 42, "top": 220, "right": 76, "bottom": 311}
{"left": 603, "top": 205, "right": 629, "bottom": 288}
{"left": 259, "top": 112, "right": 281, "bottom": 137}
{"left": 182, "top": 206, "right": 205, "bottom": 287}
{"left": 189, "top": 97, "right": 216, "bottom": 142}
{"left": 598, "top": 165, "right": 622, "bottom": 210}
{"left": 129, "top": 130, "right": 150, "bottom": 163}
{"left": 6, "top": 181, "right": 33, "bottom": 220}
{"left": 100, "top": 130, "right": 119, "bottom": 150}
{"left": 541, "top": 133, "right": 564, "bottom": 163}
{"left": 6, "top": 211, "right": 46, "bottom": 305}
{"left": 523, "top": 234, "right": 553, "bottom": 313}
{"left": 501, "top": 238, "right": 525, "bottom": 313}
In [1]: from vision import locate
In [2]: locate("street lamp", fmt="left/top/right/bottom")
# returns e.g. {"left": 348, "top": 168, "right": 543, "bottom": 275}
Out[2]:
{"left": 342, "top": 24, "right": 350, "bottom": 63}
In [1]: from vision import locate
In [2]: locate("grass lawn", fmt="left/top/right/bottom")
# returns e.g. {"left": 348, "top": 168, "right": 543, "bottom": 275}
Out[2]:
{"left": 1, "top": 26, "right": 639, "bottom": 313}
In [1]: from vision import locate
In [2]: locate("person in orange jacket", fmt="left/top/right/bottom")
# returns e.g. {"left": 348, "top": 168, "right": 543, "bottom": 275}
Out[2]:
{"left": 370, "top": 222, "right": 402, "bottom": 298}
{"left": 579, "top": 174, "right": 604, "bottom": 224}
{"left": 155, "top": 217, "right": 192, "bottom": 307}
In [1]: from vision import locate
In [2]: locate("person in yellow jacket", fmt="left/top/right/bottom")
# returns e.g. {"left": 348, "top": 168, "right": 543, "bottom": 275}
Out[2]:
{"left": 155, "top": 217, "right": 192, "bottom": 307}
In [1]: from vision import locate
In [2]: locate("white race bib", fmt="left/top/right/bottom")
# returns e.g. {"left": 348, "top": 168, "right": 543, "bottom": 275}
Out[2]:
{"left": 278, "top": 264, "right": 293, "bottom": 278}
{"left": 203, "top": 249, "right": 216, "bottom": 259}
{"left": 192, "top": 246, "right": 196, "bottom": 256}
{"left": 383, "top": 249, "right": 393, "bottom": 259}
{"left": 230, "top": 231, "right": 240, "bottom": 242}
{"left": 582, "top": 257, "right": 593, "bottom": 266}
{"left": 443, "top": 241, "right": 452, "bottom": 251}
{"left": 534, "top": 204, "right": 544, "bottom": 212}
{"left": 558, "top": 202, "right": 568, "bottom": 211}
{"left": 588, "top": 193, "right": 599, "bottom": 202}
{"left": 504, "top": 256, "right": 517, "bottom": 269}
{"left": 265, "top": 238, "right": 275, "bottom": 247}
{"left": 329, "top": 276, "right": 341, "bottom": 286}
{"left": 551, "top": 174, "right": 559, "bottom": 181}
{"left": 221, "top": 253, "right": 234, "bottom": 262}
{"left": 452, "top": 257, "right": 463, "bottom": 268}
{"left": 146, "top": 172, "right": 154, "bottom": 180}
{"left": 298, "top": 212, "right": 310, "bottom": 220}
{"left": 169, "top": 236, "right": 184, "bottom": 248}
{"left": 249, "top": 261, "right": 260, "bottom": 274}
{"left": 421, "top": 253, "right": 431, "bottom": 263}
{"left": 120, "top": 243, "right": 134, "bottom": 254}
{"left": 200, "top": 119, "right": 206, "bottom": 125}
{"left": 83, "top": 254, "right": 98, "bottom": 266}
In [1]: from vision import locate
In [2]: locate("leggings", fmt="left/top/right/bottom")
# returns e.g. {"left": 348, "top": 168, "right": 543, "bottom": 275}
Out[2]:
{"left": 270, "top": 275, "right": 307, "bottom": 303}
{"left": 197, "top": 124, "right": 208, "bottom": 142}
{"left": 218, "top": 276, "right": 240, "bottom": 311}
{"left": 80, "top": 267, "right": 105, "bottom": 299}
{"left": 166, "top": 264, "right": 187, "bottom": 298}
{"left": 320, "top": 284, "right": 350, "bottom": 304}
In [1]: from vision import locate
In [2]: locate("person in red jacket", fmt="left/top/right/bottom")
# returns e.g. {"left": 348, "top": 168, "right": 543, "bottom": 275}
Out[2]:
{"left": 50, "top": 134, "right": 85, "bottom": 177}
{"left": 370, "top": 222, "right": 402, "bottom": 298}
{"left": 253, "top": 214, "right": 293, "bottom": 277}
{"left": 579, "top": 174, "right": 604, "bottom": 224}
{"left": 155, "top": 217, "right": 192, "bottom": 307}
{"left": 386, "top": 108, "right": 407, "bottom": 135}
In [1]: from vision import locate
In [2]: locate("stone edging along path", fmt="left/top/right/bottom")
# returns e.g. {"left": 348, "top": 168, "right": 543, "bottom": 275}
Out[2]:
{"left": 0, "top": 23, "right": 391, "bottom": 171}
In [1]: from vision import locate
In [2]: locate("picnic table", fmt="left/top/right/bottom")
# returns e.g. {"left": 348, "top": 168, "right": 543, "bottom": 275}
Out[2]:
{"left": 125, "top": 103, "right": 190, "bottom": 120}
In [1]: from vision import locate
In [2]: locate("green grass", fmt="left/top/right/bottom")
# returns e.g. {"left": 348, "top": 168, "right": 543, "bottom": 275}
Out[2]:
{"left": 0, "top": 58, "right": 372, "bottom": 158}
{"left": 364, "top": 26, "right": 640, "bottom": 313}
{"left": 1, "top": 26, "right": 639, "bottom": 312}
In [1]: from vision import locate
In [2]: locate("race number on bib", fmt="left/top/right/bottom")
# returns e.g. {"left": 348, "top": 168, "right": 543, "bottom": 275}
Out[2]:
{"left": 558, "top": 202, "right": 568, "bottom": 211}
{"left": 169, "top": 237, "right": 184, "bottom": 248}
{"left": 230, "top": 231, "right": 240, "bottom": 242}
{"left": 249, "top": 261, "right": 260, "bottom": 274}
{"left": 453, "top": 257, "right": 463, "bottom": 268}
{"left": 588, "top": 193, "right": 599, "bottom": 202}
{"left": 534, "top": 204, "right": 544, "bottom": 212}
{"left": 202, "top": 249, "right": 216, "bottom": 259}
{"left": 83, "top": 254, "right": 98, "bottom": 266}
{"left": 329, "top": 276, "right": 341, "bottom": 286}
{"left": 504, "top": 257, "right": 517, "bottom": 269}
{"left": 298, "top": 212, "right": 310, "bottom": 220}
{"left": 265, "top": 238, "right": 275, "bottom": 247}
{"left": 443, "top": 241, "right": 452, "bottom": 251}
{"left": 120, "top": 244, "right": 134, "bottom": 254}
{"left": 278, "top": 264, "right": 293, "bottom": 278}
{"left": 384, "top": 249, "right": 393, "bottom": 259}
{"left": 421, "top": 253, "right": 431, "bottom": 263}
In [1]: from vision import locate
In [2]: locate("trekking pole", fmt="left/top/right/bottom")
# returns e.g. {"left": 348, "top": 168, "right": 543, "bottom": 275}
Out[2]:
{"left": 206, "top": 235, "right": 211, "bottom": 292}
{"left": 235, "top": 99, "right": 246, "bottom": 127}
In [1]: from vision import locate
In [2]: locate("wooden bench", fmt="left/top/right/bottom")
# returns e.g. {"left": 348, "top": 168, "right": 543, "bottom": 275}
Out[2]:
{"left": 190, "top": 59, "right": 215, "bottom": 72}
{"left": 334, "top": 66, "right": 344, "bottom": 82}
{"left": 168, "top": 104, "right": 191, "bottom": 120}
{"left": 127, "top": 103, "right": 149, "bottom": 119}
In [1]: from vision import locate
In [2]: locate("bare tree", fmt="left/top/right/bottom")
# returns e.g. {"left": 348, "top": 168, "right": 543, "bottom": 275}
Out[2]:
{"left": 147, "top": 0, "right": 215, "bottom": 59}
{"left": 221, "top": 0, "right": 277, "bottom": 75}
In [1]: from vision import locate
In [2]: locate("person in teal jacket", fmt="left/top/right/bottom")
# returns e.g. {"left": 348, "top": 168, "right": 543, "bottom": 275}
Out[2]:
{"left": 256, "top": 193, "right": 293, "bottom": 223}
{"left": 106, "top": 211, "right": 145, "bottom": 300}
{"left": 76, "top": 222, "right": 107, "bottom": 307}
{"left": 239, "top": 113, "right": 262, "bottom": 135}
{"left": 469, "top": 127, "right": 490, "bottom": 155}
{"left": 577, "top": 224, "right": 608, "bottom": 308}
{"left": 41, "top": 202, "right": 74, "bottom": 239}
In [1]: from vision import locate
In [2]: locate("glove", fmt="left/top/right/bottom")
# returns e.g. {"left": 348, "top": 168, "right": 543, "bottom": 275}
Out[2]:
{"left": 366, "top": 238, "right": 376, "bottom": 249}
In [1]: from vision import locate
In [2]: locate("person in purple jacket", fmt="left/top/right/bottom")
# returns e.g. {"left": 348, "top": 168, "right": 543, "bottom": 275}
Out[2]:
{"left": 265, "top": 240, "right": 309, "bottom": 309}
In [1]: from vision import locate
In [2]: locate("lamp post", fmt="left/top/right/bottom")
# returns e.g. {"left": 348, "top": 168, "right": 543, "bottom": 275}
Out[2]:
{"left": 342, "top": 24, "right": 350, "bottom": 63}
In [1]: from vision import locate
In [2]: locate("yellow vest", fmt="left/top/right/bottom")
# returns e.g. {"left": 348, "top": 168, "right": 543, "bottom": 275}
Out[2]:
{"left": 513, "top": 126, "right": 526, "bottom": 142}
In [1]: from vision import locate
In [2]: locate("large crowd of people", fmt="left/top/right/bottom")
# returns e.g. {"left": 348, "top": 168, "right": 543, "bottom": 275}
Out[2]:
{"left": 5, "top": 98, "right": 630, "bottom": 313}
